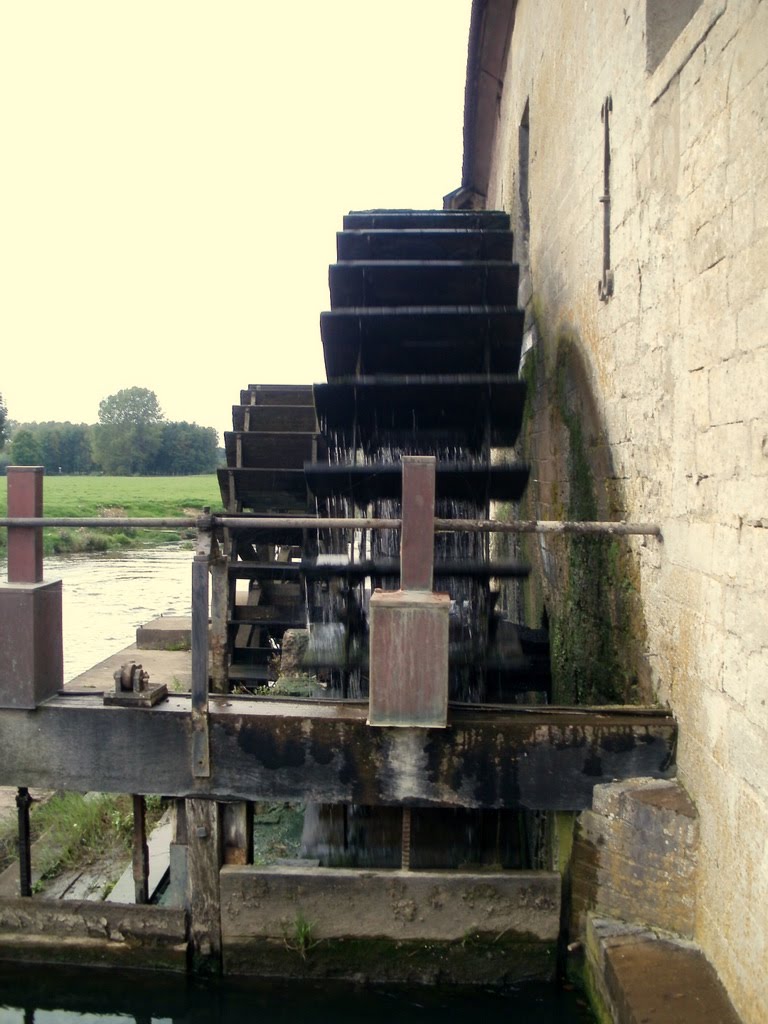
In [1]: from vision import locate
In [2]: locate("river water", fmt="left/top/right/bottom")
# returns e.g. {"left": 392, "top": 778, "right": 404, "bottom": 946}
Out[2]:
{"left": 0, "top": 964, "right": 595, "bottom": 1023}
{"left": 0, "top": 545, "right": 195, "bottom": 682}
{"left": 0, "top": 546, "right": 594, "bottom": 1022}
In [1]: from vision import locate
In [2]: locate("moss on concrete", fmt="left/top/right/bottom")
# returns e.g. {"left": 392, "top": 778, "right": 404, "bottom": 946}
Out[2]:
{"left": 224, "top": 933, "right": 557, "bottom": 985}
{"left": 517, "top": 321, "right": 650, "bottom": 705}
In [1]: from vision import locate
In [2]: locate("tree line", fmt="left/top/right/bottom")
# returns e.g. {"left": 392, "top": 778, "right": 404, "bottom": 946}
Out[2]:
{"left": 0, "top": 388, "right": 220, "bottom": 476}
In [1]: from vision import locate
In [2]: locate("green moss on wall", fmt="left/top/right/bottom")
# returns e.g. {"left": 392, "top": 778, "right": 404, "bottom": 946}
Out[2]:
{"left": 517, "top": 321, "right": 648, "bottom": 705}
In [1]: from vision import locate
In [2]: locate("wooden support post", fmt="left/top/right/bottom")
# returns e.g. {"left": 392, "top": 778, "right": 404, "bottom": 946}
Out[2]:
{"left": 222, "top": 802, "right": 254, "bottom": 865}
{"left": 132, "top": 794, "right": 149, "bottom": 905}
{"left": 186, "top": 798, "right": 222, "bottom": 973}
{"left": 191, "top": 525, "right": 211, "bottom": 777}
{"left": 209, "top": 535, "right": 229, "bottom": 695}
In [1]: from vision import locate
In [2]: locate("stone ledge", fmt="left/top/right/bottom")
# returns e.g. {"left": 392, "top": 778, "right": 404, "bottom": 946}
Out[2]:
{"left": 136, "top": 616, "right": 192, "bottom": 651}
{"left": 586, "top": 917, "right": 741, "bottom": 1024}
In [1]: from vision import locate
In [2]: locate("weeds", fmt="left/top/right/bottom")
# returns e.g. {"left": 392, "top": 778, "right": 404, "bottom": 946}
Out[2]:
{"left": 31, "top": 792, "right": 164, "bottom": 881}
{"left": 284, "top": 912, "right": 319, "bottom": 960}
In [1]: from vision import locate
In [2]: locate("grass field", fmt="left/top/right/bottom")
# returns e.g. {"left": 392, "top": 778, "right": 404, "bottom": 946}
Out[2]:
{"left": 0, "top": 474, "right": 223, "bottom": 554}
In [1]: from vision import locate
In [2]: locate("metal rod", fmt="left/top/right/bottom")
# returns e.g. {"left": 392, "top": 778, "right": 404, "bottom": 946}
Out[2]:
{"left": 435, "top": 519, "right": 662, "bottom": 537}
{"left": 16, "top": 787, "right": 32, "bottom": 898}
{"left": 0, "top": 517, "right": 197, "bottom": 528}
{"left": 401, "top": 807, "right": 412, "bottom": 871}
{"left": 0, "top": 515, "right": 662, "bottom": 537}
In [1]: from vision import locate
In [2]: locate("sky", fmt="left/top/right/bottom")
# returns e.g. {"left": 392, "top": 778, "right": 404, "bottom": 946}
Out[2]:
{"left": 0, "top": 1, "right": 471, "bottom": 444}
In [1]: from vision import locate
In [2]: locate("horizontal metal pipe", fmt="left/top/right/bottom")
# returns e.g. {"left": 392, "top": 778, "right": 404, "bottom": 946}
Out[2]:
{"left": 0, "top": 517, "right": 197, "bottom": 528}
{"left": 435, "top": 519, "right": 663, "bottom": 537}
{"left": 0, "top": 515, "right": 662, "bottom": 537}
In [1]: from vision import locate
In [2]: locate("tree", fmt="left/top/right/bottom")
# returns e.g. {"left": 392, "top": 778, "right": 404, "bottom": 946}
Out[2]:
{"left": 0, "top": 394, "right": 7, "bottom": 448}
{"left": 10, "top": 429, "right": 42, "bottom": 466}
{"left": 93, "top": 387, "right": 164, "bottom": 474}
{"left": 152, "top": 421, "right": 219, "bottom": 475}
{"left": 98, "top": 387, "right": 163, "bottom": 426}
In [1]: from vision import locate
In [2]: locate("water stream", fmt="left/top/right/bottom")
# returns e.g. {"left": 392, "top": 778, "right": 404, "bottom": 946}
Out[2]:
{"left": 0, "top": 545, "right": 194, "bottom": 682}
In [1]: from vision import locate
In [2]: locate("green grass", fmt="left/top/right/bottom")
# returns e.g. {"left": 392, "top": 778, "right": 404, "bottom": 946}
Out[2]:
{"left": 0, "top": 792, "right": 166, "bottom": 883}
{"left": 0, "top": 474, "right": 223, "bottom": 555}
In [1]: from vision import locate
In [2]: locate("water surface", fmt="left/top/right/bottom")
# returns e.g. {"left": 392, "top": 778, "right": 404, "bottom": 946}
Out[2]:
{"left": 0, "top": 964, "right": 595, "bottom": 1023}
{"left": 0, "top": 545, "right": 194, "bottom": 682}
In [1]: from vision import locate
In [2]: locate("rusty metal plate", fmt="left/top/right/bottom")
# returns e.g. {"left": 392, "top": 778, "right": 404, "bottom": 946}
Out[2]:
{"left": 368, "top": 589, "right": 450, "bottom": 728}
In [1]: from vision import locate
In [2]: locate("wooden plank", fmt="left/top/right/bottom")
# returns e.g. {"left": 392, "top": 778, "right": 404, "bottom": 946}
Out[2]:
{"left": 185, "top": 798, "right": 222, "bottom": 972}
{"left": 0, "top": 696, "right": 676, "bottom": 811}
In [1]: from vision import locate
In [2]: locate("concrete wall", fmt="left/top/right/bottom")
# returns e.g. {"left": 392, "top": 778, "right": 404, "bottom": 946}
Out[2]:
{"left": 477, "top": 1, "right": 768, "bottom": 1021}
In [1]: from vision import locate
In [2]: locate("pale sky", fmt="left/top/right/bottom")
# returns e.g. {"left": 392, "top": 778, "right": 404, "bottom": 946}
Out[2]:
{"left": 1, "top": 1, "right": 471, "bottom": 444}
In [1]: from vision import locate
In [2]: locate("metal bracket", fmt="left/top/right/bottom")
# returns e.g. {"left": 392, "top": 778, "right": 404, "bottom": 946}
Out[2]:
{"left": 104, "top": 661, "right": 168, "bottom": 708}
{"left": 598, "top": 95, "right": 614, "bottom": 302}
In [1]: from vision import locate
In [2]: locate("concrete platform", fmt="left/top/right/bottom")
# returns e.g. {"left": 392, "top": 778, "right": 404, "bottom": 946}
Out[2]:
{"left": 586, "top": 917, "right": 741, "bottom": 1024}
{"left": 136, "top": 616, "right": 191, "bottom": 652}
{"left": 65, "top": 643, "right": 191, "bottom": 693}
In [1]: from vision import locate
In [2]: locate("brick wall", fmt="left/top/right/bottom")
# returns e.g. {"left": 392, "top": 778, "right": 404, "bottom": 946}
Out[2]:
{"left": 481, "top": 1, "right": 768, "bottom": 1020}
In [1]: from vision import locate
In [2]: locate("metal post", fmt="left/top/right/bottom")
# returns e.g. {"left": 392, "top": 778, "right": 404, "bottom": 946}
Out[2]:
{"left": 7, "top": 467, "right": 44, "bottom": 583}
{"left": 16, "top": 787, "right": 32, "bottom": 898}
{"left": 400, "top": 456, "right": 436, "bottom": 591}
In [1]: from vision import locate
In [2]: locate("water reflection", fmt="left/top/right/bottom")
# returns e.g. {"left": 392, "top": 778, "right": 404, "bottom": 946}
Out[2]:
{"left": 0, "top": 964, "right": 594, "bottom": 1023}
{"left": 0, "top": 545, "right": 194, "bottom": 682}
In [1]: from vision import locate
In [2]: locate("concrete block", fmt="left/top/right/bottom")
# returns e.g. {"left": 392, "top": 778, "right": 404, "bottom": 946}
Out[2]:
{"left": 585, "top": 915, "right": 742, "bottom": 1024}
{"left": 572, "top": 779, "right": 699, "bottom": 939}
{"left": 220, "top": 865, "right": 560, "bottom": 943}
{"left": 0, "top": 581, "right": 63, "bottom": 708}
{"left": 136, "top": 616, "right": 191, "bottom": 651}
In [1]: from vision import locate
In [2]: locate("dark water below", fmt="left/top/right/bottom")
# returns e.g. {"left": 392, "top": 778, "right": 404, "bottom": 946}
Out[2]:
{"left": 0, "top": 964, "right": 595, "bottom": 1023}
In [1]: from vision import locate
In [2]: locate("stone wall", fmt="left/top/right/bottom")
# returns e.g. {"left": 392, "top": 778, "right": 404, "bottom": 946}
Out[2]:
{"left": 571, "top": 778, "right": 699, "bottom": 938}
{"left": 475, "top": 1, "right": 768, "bottom": 1020}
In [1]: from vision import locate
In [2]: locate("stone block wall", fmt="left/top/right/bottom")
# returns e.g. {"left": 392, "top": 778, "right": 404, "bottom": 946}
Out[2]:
{"left": 479, "top": 1, "right": 768, "bottom": 1020}
{"left": 571, "top": 778, "right": 699, "bottom": 938}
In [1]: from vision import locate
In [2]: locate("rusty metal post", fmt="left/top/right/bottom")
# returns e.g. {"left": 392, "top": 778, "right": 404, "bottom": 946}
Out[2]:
{"left": 7, "top": 467, "right": 44, "bottom": 584}
{"left": 132, "top": 795, "right": 149, "bottom": 904}
{"left": 400, "top": 456, "right": 436, "bottom": 590}
{"left": 16, "top": 787, "right": 32, "bottom": 897}
{"left": 0, "top": 469, "right": 63, "bottom": 709}
{"left": 368, "top": 456, "right": 450, "bottom": 728}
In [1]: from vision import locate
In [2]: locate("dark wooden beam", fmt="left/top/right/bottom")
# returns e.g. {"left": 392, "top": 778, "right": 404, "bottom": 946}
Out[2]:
{"left": 0, "top": 696, "right": 675, "bottom": 810}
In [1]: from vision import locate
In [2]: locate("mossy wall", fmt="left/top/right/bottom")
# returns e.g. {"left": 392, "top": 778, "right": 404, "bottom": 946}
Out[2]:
{"left": 516, "top": 319, "right": 652, "bottom": 706}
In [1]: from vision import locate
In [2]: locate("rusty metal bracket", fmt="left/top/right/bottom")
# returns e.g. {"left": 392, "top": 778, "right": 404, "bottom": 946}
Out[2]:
{"left": 598, "top": 95, "right": 614, "bottom": 301}
{"left": 103, "top": 661, "right": 168, "bottom": 708}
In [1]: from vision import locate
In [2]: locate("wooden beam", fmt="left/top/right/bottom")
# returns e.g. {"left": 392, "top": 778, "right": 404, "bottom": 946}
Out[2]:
{"left": 185, "top": 798, "right": 222, "bottom": 973}
{"left": 0, "top": 696, "right": 675, "bottom": 811}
